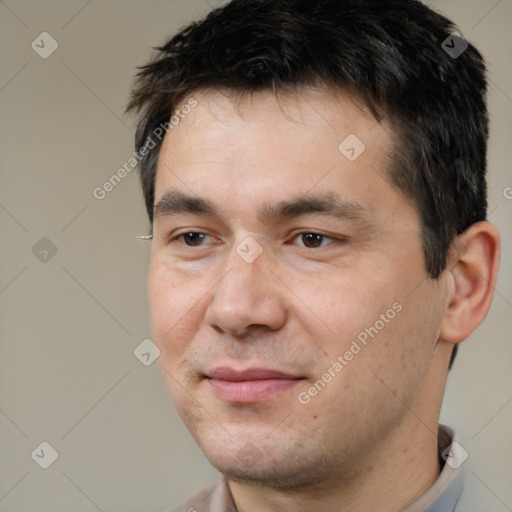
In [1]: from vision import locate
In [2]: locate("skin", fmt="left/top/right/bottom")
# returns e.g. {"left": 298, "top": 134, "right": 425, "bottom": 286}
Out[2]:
{"left": 148, "top": 87, "right": 500, "bottom": 512}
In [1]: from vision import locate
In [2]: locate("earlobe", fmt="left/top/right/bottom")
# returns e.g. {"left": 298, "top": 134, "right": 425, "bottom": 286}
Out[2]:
{"left": 439, "top": 221, "right": 500, "bottom": 344}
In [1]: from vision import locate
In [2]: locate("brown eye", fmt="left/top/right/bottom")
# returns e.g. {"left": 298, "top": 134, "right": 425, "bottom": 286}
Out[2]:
{"left": 294, "top": 232, "right": 336, "bottom": 249}
{"left": 180, "top": 232, "right": 207, "bottom": 246}
{"left": 301, "top": 233, "right": 324, "bottom": 248}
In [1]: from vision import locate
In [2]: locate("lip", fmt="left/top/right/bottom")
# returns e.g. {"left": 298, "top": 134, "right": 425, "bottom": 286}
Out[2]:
{"left": 206, "top": 367, "right": 300, "bottom": 381}
{"left": 205, "top": 366, "right": 304, "bottom": 403}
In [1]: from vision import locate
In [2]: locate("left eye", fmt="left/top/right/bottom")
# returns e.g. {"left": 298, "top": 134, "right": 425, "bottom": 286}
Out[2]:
{"left": 292, "top": 232, "right": 336, "bottom": 249}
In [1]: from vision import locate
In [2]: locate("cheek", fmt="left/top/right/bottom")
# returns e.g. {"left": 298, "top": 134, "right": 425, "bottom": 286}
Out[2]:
{"left": 300, "top": 261, "right": 432, "bottom": 389}
{"left": 301, "top": 271, "right": 398, "bottom": 348}
{"left": 360, "top": 285, "right": 444, "bottom": 403}
{"left": 148, "top": 259, "right": 206, "bottom": 356}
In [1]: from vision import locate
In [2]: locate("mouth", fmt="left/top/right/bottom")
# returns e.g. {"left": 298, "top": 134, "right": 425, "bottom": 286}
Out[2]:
{"left": 204, "top": 367, "right": 305, "bottom": 403}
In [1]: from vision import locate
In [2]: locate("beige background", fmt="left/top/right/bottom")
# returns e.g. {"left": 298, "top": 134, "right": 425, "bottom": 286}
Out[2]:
{"left": 0, "top": 1, "right": 510, "bottom": 510}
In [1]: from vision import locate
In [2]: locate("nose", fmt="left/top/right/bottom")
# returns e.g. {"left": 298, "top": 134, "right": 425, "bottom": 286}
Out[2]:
{"left": 204, "top": 242, "right": 288, "bottom": 337}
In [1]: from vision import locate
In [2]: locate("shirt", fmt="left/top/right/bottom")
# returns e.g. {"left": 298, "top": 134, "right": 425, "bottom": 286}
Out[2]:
{"left": 165, "top": 424, "right": 492, "bottom": 512}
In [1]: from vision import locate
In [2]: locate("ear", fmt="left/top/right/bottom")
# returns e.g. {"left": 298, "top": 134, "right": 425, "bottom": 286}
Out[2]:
{"left": 440, "top": 221, "right": 500, "bottom": 343}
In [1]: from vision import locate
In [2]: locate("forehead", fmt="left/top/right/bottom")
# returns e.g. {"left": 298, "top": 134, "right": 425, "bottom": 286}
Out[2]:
{"left": 162, "top": 87, "right": 388, "bottom": 155}
{"left": 153, "top": 87, "right": 406, "bottom": 225}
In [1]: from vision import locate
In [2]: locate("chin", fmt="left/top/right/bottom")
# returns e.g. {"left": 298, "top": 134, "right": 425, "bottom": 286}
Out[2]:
{"left": 220, "top": 462, "right": 333, "bottom": 490}
{"left": 202, "top": 441, "right": 335, "bottom": 490}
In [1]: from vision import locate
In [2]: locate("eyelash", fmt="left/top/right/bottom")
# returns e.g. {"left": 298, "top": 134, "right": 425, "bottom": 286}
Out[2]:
{"left": 168, "top": 231, "right": 341, "bottom": 249}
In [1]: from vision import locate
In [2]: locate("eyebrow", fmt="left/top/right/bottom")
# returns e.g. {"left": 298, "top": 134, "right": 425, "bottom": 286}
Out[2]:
{"left": 153, "top": 189, "right": 372, "bottom": 225}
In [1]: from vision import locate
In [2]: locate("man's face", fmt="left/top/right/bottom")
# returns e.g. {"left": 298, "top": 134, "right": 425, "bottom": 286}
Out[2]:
{"left": 148, "top": 88, "right": 449, "bottom": 487}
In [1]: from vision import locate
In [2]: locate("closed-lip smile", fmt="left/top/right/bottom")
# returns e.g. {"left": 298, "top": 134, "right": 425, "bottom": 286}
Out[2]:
{"left": 205, "top": 366, "right": 305, "bottom": 403}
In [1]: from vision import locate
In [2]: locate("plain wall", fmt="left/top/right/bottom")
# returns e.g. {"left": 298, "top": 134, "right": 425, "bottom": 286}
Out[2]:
{"left": 1, "top": 1, "right": 510, "bottom": 510}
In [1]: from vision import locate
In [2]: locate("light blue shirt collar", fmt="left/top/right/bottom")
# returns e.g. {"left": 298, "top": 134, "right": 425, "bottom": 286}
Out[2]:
{"left": 406, "top": 424, "right": 464, "bottom": 512}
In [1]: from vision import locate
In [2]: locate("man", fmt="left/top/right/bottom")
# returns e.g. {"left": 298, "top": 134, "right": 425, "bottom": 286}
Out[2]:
{"left": 126, "top": 0, "right": 500, "bottom": 510}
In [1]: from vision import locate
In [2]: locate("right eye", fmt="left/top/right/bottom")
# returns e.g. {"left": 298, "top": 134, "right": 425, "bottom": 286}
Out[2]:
{"left": 170, "top": 232, "right": 217, "bottom": 247}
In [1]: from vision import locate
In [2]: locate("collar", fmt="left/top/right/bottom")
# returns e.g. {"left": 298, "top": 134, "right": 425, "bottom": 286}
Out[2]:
{"left": 405, "top": 424, "right": 464, "bottom": 512}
